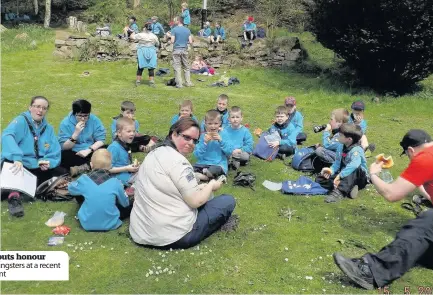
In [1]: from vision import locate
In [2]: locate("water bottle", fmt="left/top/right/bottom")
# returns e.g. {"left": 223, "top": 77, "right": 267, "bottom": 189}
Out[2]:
{"left": 380, "top": 169, "right": 394, "bottom": 183}
{"left": 313, "top": 124, "right": 327, "bottom": 133}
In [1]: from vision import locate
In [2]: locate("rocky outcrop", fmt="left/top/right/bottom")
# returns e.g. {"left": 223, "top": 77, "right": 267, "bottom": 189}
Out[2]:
{"left": 53, "top": 34, "right": 306, "bottom": 68}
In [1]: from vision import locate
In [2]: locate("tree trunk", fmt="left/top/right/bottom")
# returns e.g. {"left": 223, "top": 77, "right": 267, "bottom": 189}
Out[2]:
{"left": 33, "top": 0, "right": 38, "bottom": 15}
{"left": 133, "top": 0, "right": 140, "bottom": 8}
{"left": 44, "top": 0, "right": 51, "bottom": 28}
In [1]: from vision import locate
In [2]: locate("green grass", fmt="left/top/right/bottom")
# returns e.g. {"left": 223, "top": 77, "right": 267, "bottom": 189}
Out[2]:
{"left": 1, "top": 27, "right": 433, "bottom": 294}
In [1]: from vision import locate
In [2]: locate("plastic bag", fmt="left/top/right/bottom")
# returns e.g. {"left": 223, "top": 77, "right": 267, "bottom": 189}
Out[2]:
{"left": 52, "top": 225, "right": 71, "bottom": 236}
{"left": 47, "top": 236, "right": 65, "bottom": 246}
{"left": 45, "top": 211, "right": 66, "bottom": 227}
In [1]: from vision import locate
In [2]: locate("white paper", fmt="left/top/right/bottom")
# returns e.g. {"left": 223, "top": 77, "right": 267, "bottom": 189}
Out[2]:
{"left": 264, "top": 131, "right": 281, "bottom": 144}
{"left": 262, "top": 180, "right": 282, "bottom": 191}
{"left": 0, "top": 162, "right": 37, "bottom": 197}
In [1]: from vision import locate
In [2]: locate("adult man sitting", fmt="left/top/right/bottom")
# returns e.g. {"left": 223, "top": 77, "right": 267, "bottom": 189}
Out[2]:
{"left": 333, "top": 129, "right": 433, "bottom": 289}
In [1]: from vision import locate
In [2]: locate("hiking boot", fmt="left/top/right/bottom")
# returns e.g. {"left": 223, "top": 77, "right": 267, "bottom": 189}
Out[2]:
{"left": 8, "top": 192, "right": 24, "bottom": 218}
{"left": 70, "top": 163, "right": 90, "bottom": 177}
{"left": 333, "top": 253, "right": 375, "bottom": 290}
{"left": 184, "top": 82, "right": 194, "bottom": 87}
{"left": 349, "top": 185, "right": 359, "bottom": 199}
{"left": 220, "top": 214, "right": 239, "bottom": 232}
{"left": 277, "top": 153, "right": 286, "bottom": 161}
{"left": 248, "top": 41, "right": 253, "bottom": 47}
{"left": 412, "top": 194, "right": 432, "bottom": 207}
{"left": 135, "top": 80, "right": 141, "bottom": 87}
{"left": 325, "top": 190, "right": 344, "bottom": 203}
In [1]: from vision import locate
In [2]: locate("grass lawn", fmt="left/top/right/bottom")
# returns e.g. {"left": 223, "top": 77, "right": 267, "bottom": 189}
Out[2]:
{"left": 1, "top": 27, "right": 433, "bottom": 294}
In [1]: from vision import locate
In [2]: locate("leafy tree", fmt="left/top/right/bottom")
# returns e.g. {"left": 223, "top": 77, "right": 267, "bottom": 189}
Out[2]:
{"left": 308, "top": 0, "right": 433, "bottom": 93}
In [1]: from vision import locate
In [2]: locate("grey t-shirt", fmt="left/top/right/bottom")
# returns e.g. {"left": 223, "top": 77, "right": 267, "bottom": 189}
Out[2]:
{"left": 172, "top": 25, "right": 191, "bottom": 49}
{"left": 129, "top": 146, "right": 199, "bottom": 246}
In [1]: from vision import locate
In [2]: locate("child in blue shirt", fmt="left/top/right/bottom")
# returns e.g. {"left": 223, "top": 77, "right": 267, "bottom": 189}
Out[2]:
{"left": 194, "top": 110, "right": 233, "bottom": 181}
{"left": 222, "top": 106, "right": 254, "bottom": 170}
{"left": 150, "top": 16, "right": 165, "bottom": 37}
{"left": 314, "top": 108, "right": 349, "bottom": 164}
{"left": 170, "top": 100, "right": 199, "bottom": 126}
{"left": 284, "top": 96, "right": 307, "bottom": 144}
{"left": 181, "top": 2, "right": 191, "bottom": 26}
{"left": 200, "top": 94, "right": 230, "bottom": 131}
{"left": 242, "top": 16, "right": 256, "bottom": 47}
{"left": 210, "top": 22, "right": 226, "bottom": 44}
{"left": 68, "top": 149, "right": 130, "bottom": 231}
{"left": 198, "top": 21, "right": 212, "bottom": 38}
{"left": 268, "top": 106, "right": 298, "bottom": 159}
{"left": 349, "top": 100, "right": 375, "bottom": 157}
{"left": 111, "top": 101, "right": 156, "bottom": 153}
{"left": 108, "top": 117, "right": 140, "bottom": 185}
{"left": 316, "top": 123, "right": 368, "bottom": 203}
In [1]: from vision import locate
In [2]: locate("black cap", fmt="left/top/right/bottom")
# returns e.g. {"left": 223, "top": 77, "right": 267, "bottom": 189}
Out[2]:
{"left": 351, "top": 100, "right": 365, "bottom": 111}
{"left": 400, "top": 129, "right": 432, "bottom": 155}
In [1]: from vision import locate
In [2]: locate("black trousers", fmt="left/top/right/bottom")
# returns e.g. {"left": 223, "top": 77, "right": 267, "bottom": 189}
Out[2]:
{"left": 137, "top": 67, "right": 155, "bottom": 77}
{"left": 315, "top": 167, "right": 368, "bottom": 197}
{"left": 60, "top": 150, "right": 92, "bottom": 170}
{"left": 279, "top": 144, "right": 296, "bottom": 156}
{"left": 131, "top": 133, "right": 151, "bottom": 152}
{"left": 365, "top": 209, "right": 433, "bottom": 287}
{"left": 193, "top": 164, "right": 224, "bottom": 178}
{"left": 296, "top": 132, "right": 307, "bottom": 145}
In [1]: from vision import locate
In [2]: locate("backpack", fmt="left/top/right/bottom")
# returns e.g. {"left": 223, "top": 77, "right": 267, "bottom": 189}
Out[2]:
{"left": 166, "top": 78, "right": 176, "bottom": 86}
{"left": 253, "top": 133, "right": 279, "bottom": 161}
{"left": 291, "top": 146, "right": 330, "bottom": 174}
{"left": 257, "top": 27, "right": 266, "bottom": 38}
{"left": 233, "top": 171, "right": 256, "bottom": 190}
{"left": 35, "top": 174, "right": 74, "bottom": 202}
{"left": 281, "top": 176, "right": 328, "bottom": 195}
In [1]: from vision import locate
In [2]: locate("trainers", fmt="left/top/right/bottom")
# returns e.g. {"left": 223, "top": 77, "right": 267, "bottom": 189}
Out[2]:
{"left": 349, "top": 185, "right": 359, "bottom": 199}
{"left": 325, "top": 190, "right": 344, "bottom": 203}
{"left": 367, "top": 143, "right": 376, "bottom": 152}
{"left": 412, "top": 194, "right": 432, "bottom": 207}
{"left": 232, "top": 160, "right": 240, "bottom": 171}
{"left": 184, "top": 83, "right": 194, "bottom": 87}
{"left": 333, "top": 253, "right": 375, "bottom": 290}
{"left": 8, "top": 192, "right": 24, "bottom": 218}
{"left": 135, "top": 80, "right": 141, "bottom": 87}
{"left": 149, "top": 80, "right": 155, "bottom": 87}
{"left": 220, "top": 214, "right": 239, "bottom": 232}
{"left": 70, "top": 163, "right": 90, "bottom": 177}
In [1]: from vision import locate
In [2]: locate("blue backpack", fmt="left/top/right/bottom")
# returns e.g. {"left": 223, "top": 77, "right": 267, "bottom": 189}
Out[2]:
{"left": 253, "top": 133, "right": 279, "bottom": 161}
{"left": 291, "top": 146, "right": 330, "bottom": 173}
{"left": 281, "top": 176, "right": 328, "bottom": 195}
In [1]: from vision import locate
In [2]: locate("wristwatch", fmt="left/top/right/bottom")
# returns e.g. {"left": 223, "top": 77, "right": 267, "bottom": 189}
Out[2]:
{"left": 69, "top": 137, "right": 77, "bottom": 143}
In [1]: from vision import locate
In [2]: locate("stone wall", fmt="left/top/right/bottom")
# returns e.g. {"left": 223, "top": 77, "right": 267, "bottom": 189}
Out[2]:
{"left": 53, "top": 33, "right": 306, "bottom": 68}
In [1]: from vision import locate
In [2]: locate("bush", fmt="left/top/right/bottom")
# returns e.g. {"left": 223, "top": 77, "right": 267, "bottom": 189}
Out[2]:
{"left": 308, "top": 0, "right": 433, "bottom": 93}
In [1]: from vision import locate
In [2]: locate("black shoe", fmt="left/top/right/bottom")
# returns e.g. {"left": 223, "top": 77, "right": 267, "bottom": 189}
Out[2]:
{"left": 333, "top": 253, "right": 375, "bottom": 290}
{"left": 325, "top": 189, "right": 344, "bottom": 203}
{"left": 8, "top": 192, "right": 24, "bottom": 218}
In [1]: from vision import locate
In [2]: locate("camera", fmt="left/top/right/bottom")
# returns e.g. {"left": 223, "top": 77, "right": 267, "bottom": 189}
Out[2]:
{"left": 313, "top": 124, "right": 327, "bottom": 133}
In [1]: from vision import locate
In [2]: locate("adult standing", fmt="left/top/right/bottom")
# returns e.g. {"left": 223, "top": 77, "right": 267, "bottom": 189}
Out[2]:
{"left": 181, "top": 2, "right": 191, "bottom": 27}
{"left": 171, "top": 16, "right": 194, "bottom": 88}
{"left": 131, "top": 21, "right": 159, "bottom": 87}
{"left": 1, "top": 96, "right": 62, "bottom": 217}
{"left": 58, "top": 99, "right": 106, "bottom": 175}
{"left": 333, "top": 129, "right": 433, "bottom": 290}
{"left": 129, "top": 118, "right": 236, "bottom": 249}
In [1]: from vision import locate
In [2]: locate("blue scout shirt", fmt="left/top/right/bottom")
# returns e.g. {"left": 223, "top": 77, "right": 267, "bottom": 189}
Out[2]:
{"left": 289, "top": 110, "right": 304, "bottom": 134}
{"left": 193, "top": 133, "right": 233, "bottom": 174}
{"left": 107, "top": 140, "right": 132, "bottom": 185}
{"left": 58, "top": 112, "right": 106, "bottom": 152}
{"left": 213, "top": 27, "right": 226, "bottom": 40}
{"left": 268, "top": 121, "right": 297, "bottom": 147}
{"left": 200, "top": 110, "right": 230, "bottom": 132}
{"left": 221, "top": 125, "right": 254, "bottom": 153}
{"left": 151, "top": 22, "right": 165, "bottom": 35}
{"left": 243, "top": 22, "right": 256, "bottom": 32}
{"left": 348, "top": 114, "right": 368, "bottom": 134}
{"left": 181, "top": 9, "right": 191, "bottom": 25}
{"left": 68, "top": 174, "right": 129, "bottom": 231}
{"left": 170, "top": 114, "right": 199, "bottom": 126}
{"left": 1, "top": 111, "right": 61, "bottom": 169}
{"left": 330, "top": 144, "right": 368, "bottom": 178}
{"left": 130, "top": 22, "right": 139, "bottom": 34}
{"left": 202, "top": 27, "right": 212, "bottom": 37}
{"left": 172, "top": 25, "right": 191, "bottom": 49}
{"left": 322, "top": 130, "right": 342, "bottom": 152}
{"left": 110, "top": 116, "right": 140, "bottom": 141}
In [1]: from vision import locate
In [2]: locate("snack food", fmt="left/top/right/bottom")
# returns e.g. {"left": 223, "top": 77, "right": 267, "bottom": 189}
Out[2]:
{"left": 52, "top": 225, "right": 71, "bottom": 236}
{"left": 375, "top": 153, "right": 394, "bottom": 169}
{"left": 254, "top": 128, "right": 262, "bottom": 137}
{"left": 38, "top": 160, "right": 49, "bottom": 165}
{"left": 133, "top": 158, "right": 138, "bottom": 166}
{"left": 322, "top": 167, "right": 332, "bottom": 174}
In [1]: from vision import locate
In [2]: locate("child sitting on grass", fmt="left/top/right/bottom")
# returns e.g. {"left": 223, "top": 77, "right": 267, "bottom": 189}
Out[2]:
{"left": 68, "top": 149, "right": 131, "bottom": 231}
{"left": 171, "top": 100, "right": 199, "bottom": 126}
{"left": 268, "top": 106, "right": 298, "bottom": 160}
{"left": 315, "top": 123, "right": 368, "bottom": 203}
{"left": 107, "top": 117, "right": 140, "bottom": 186}
{"left": 284, "top": 96, "right": 307, "bottom": 144}
{"left": 222, "top": 106, "right": 254, "bottom": 170}
{"left": 191, "top": 55, "right": 210, "bottom": 75}
{"left": 201, "top": 94, "right": 230, "bottom": 131}
{"left": 315, "top": 108, "right": 350, "bottom": 164}
{"left": 194, "top": 110, "right": 233, "bottom": 181}
{"left": 349, "top": 100, "right": 375, "bottom": 157}
{"left": 111, "top": 101, "right": 156, "bottom": 153}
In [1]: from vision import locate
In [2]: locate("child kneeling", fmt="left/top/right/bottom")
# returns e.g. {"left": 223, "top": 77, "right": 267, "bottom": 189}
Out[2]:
{"left": 315, "top": 123, "right": 368, "bottom": 203}
{"left": 68, "top": 149, "right": 131, "bottom": 231}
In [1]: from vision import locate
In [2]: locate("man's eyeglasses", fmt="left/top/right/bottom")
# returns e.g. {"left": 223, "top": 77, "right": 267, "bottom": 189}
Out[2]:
{"left": 31, "top": 105, "right": 48, "bottom": 111}
{"left": 76, "top": 113, "right": 90, "bottom": 119}
{"left": 179, "top": 133, "right": 199, "bottom": 144}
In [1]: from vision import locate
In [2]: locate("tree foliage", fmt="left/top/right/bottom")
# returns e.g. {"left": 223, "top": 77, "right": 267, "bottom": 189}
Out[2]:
{"left": 308, "top": 0, "right": 433, "bottom": 93}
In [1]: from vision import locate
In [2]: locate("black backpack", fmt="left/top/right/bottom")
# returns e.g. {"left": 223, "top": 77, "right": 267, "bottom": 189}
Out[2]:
{"left": 233, "top": 171, "right": 256, "bottom": 190}
{"left": 35, "top": 174, "right": 74, "bottom": 202}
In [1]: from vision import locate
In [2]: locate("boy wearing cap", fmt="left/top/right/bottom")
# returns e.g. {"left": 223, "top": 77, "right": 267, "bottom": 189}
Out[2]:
{"left": 284, "top": 96, "right": 307, "bottom": 144}
{"left": 333, "top": 129, "right": 433, "bottom": 290}
{"left": 349, "top": 100, "right": 375, "bottom": 156}
{"left": 242, "top": 16, "right": 256, "bottom": 47}
{"left": 316, "top": 123, "right": 368, "bottom": 203}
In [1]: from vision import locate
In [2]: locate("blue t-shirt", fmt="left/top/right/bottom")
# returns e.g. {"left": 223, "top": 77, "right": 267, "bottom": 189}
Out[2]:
{"left": 172, "top": 26, "right": 191, "bottom": 49}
